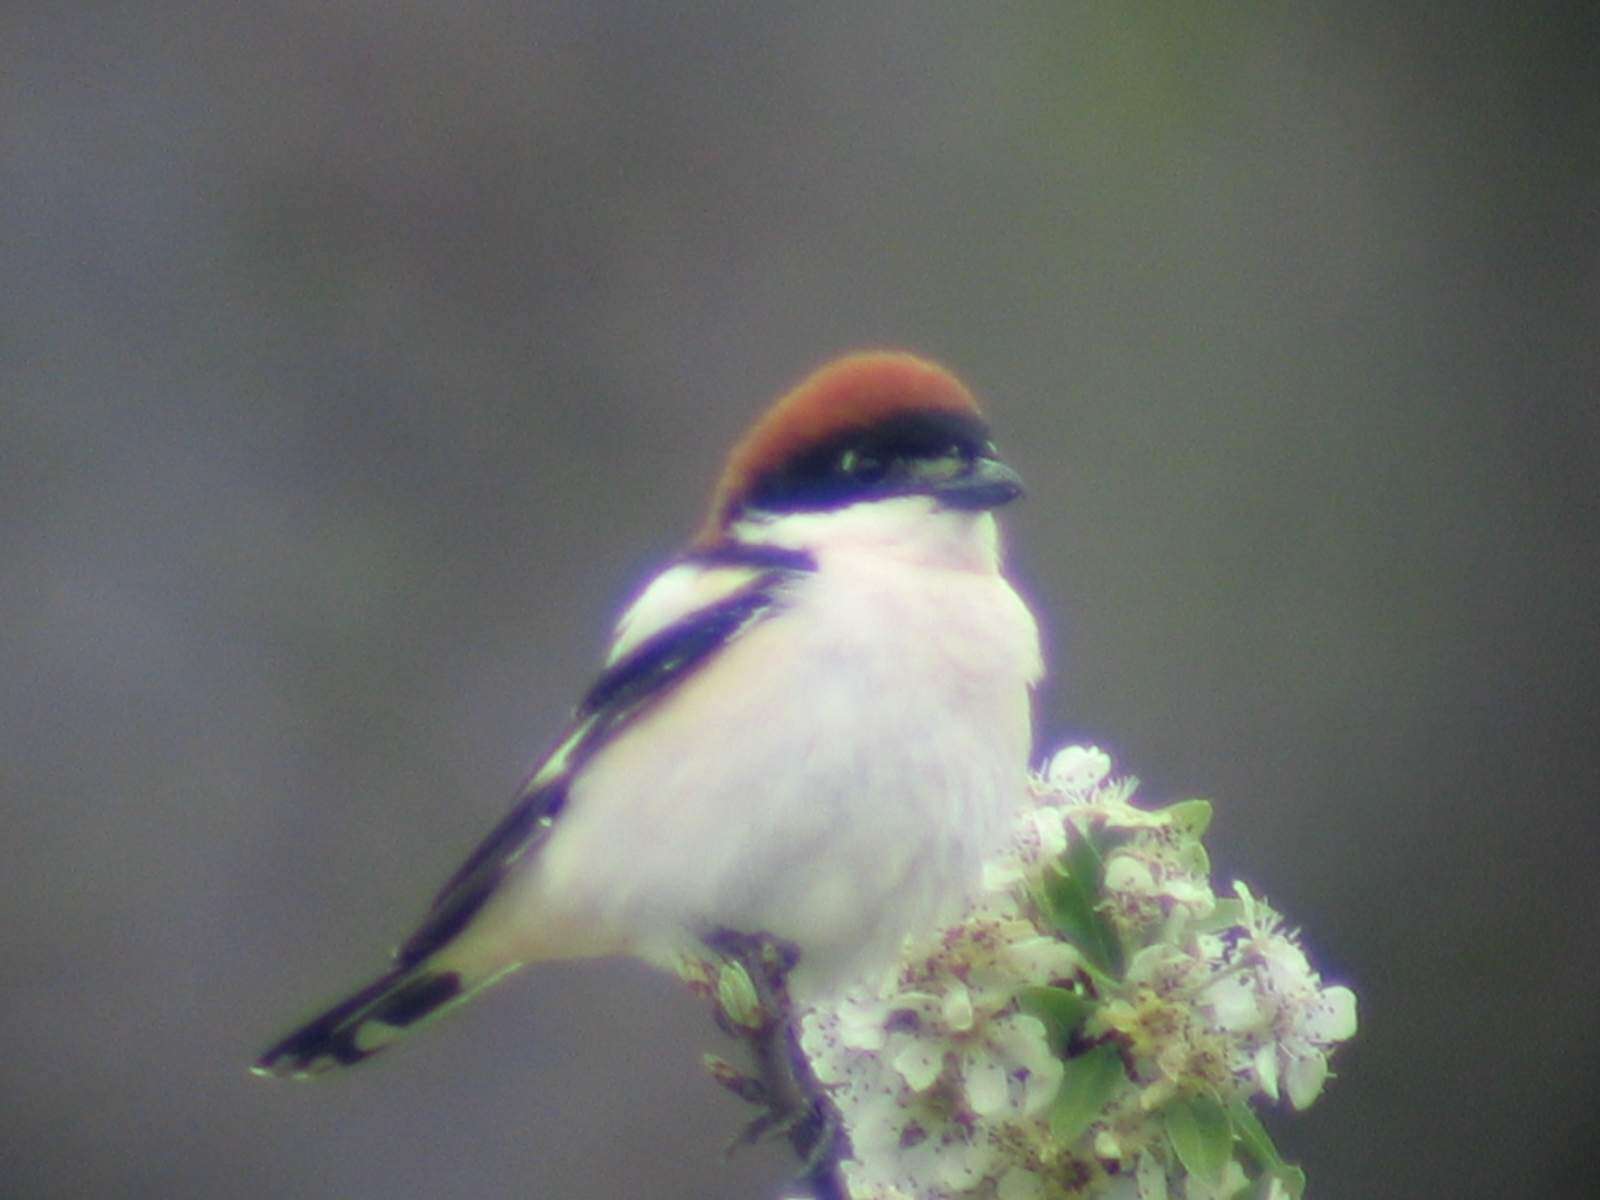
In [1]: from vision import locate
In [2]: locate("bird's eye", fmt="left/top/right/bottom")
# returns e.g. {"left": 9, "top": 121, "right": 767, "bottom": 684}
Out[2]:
{"left": 838, "top": 448, "right": 885, "bottom": 482}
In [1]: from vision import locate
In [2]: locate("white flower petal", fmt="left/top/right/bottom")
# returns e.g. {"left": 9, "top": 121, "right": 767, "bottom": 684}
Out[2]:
{"left": 1253, "top": 1041, "right": 1279, "bottom": 1101}
{"left": 846, "top": 1090, "right": 912, "bottom": 1156}
{"left": 1162, "top": 876, "right": 1214, "bottom": 909}
{"left": 942, "top": 983, "right": 975, "bottom": 1032}
{"left": 998, "top": 1165, "right": 1047, "bottom": 1200}
{"left": 937, "top": 1135, "right": 993, "bottom": 1190}
{"left": 891, "top": 1038, "right": 946, "bottom": 1092}
{"left": 809, "top": 1052, "right": 851, "bottom": 1086}
{"left": 1285, "top": 1049, "right": 1329, "bottom": 1109}
{"left": 963, "top": 1048, "right": 1011, "bottom": 1116}
{"left": 797, "top": 1015, "right": 833, "bottom": 1058}
{"left": 836, "top": 994, "right": 892, "bottom": 1051}
{"left": 1004, "top": 935, "right": 1083, "bottom": 982}
{"left": 989, "top": 1015, "right": 1055, "bottom": 1074}
{"left": 1022, "top": 1053, "right": 1065, "bottom": 1115}
{"left": 1045, "top": 745, "right": 1112, "bottom": 792}
{"left": 984, "top": 859, "right": 1026, "bottom": 890}
{"left": 1308, "top": 985, "right": 1358, "bottom": 1042}
{"left": 1137, "top": 1149, "right": 1170, "bottom": 1200}
{"left": 1105, "top": 855, "right": 1156, "bottom": 894}
{"left": 1032, "top": 809, "right": 1069, "bottom": 857}
{"left": 1202, "top": 975, "right": 1265, "bottom": 1032}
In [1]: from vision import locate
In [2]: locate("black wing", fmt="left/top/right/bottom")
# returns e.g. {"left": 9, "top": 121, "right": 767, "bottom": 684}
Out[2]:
{"left": 395, "top": 560, "right": 808, "bottom": 967}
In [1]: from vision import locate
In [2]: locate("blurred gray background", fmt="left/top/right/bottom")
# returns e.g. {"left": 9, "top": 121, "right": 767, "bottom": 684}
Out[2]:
{"left": 4, "top": 2, "right": 1596, "bottom": 1197}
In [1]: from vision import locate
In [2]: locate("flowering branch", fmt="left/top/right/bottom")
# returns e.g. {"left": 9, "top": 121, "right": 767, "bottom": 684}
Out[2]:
{"left": 691, "top": 746, "right": 1357, "bottom": 1200}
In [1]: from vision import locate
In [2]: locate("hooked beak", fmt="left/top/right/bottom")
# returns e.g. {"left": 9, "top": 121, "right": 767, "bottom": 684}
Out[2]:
{"left": 933, "top": 455, "right": 1025, "bottom": 511}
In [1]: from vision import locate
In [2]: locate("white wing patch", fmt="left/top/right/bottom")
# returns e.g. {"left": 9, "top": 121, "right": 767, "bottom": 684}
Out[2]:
{"left": 605, "top": 562, "right": 765, "bottom": 666}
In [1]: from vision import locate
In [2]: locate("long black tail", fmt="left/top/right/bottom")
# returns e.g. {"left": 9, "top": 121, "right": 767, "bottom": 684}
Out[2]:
{"left": 253, "top": 964, "right": 480, "bottom": 1079}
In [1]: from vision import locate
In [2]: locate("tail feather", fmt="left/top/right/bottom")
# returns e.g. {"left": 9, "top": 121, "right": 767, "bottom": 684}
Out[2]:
{"left": 253, "top": 964, "right": 496, "bottom": 1079}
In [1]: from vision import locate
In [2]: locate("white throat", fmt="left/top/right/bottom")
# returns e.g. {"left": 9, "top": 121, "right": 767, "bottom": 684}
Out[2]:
{"left": 731, "top": 496, "right": 1005, "bottom": 574}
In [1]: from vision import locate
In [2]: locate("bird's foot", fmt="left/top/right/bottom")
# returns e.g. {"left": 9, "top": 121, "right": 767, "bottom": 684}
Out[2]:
{"left": 699, "top": 928, "right": 848, "bottom": 1199}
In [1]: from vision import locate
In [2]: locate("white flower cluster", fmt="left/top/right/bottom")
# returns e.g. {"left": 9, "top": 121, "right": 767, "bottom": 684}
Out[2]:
{"left": 792, "top": 747, "right": 1357, "bottom": 1200}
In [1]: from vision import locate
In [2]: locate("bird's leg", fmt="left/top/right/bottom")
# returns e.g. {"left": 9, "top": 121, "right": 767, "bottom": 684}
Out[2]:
{"left": 700, "top": 928, "right": 848, "bottom": 1199}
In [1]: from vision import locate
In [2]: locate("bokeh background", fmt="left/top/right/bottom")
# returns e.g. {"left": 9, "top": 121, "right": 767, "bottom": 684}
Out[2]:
{"left": 4, "top": 2, "right": 1596, "bottom": 1197}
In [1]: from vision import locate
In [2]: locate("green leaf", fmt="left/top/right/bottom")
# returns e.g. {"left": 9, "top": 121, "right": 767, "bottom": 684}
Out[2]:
{"left": 1064, "top": 825, "right": 1107, "bottom": 892}
{"left": 715, "top": 962, "right": 763, "bottom": 1030}
{"left": 1036, "top": 831, "right": 1126, "bottom": 977}
{"left": 1227, "top": 1101, "right": 1306, "bottom": 1199}
{"left": 1018, "top": 985, "right": 1097, "bottom": 1054}
{"left": 1226, "top": 1100, "right": 1283, "bottom": 1170}
{"left": 1048, "top": 1044, "right": 1126, "bottom": 1143}
{"left": 1165, "top": 1093, "right": 1233, "bottom": 1188}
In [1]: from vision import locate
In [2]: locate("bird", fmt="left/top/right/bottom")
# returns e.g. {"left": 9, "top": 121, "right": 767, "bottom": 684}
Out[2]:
{"left": 254, "top": 350, "right": 1044, "bottom": 1079}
